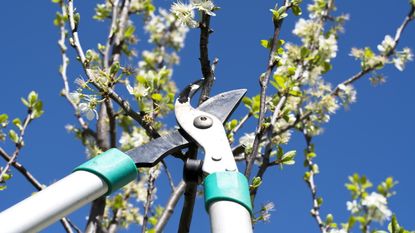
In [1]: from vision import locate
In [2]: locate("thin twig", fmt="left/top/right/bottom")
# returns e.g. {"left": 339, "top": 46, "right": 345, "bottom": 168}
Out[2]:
{"left": 245, "top": 0, "right": 290, "bottom": 179}
{"left": 57, "top": 2, "right": 91, "bottom": 132}
{"left": 142, "top": 169, "right": 157, "bottom": 233}
{"left": 0, "top": 113, "right": 31, "bottom": 182}
{"left": 104, "top": 0, "right": 120, "bottom": 70}
{"left": 230, "top": 113, "right": 252, "bottom": 135}
{"left": 0, "top": 147, "right": 43, "bottom": 189}
{"left": 110, "top": 0, "right": 131, "bottom": 65}
{"left": 303, "top": 135, "right": 326, "bottom": 233}
{"left": 250, "top": 96, "right": 287, "bottom": 202}
{"left": 161, "top": 160, "right": 175, "bottom": 191}
{"left": 154, "top": 181, "right": 186, "bottom": 233}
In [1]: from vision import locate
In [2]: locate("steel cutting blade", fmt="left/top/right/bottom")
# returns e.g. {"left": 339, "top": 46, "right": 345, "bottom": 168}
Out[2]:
{"left": 126, "top": 89, "right": 247, "bottom": 166}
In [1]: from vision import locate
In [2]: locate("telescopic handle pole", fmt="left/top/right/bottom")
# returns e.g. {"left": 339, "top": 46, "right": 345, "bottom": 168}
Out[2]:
{"left": 204, "top": 171, "right": 253, "bottom": 233}
{"left": 0, "top": 171, "right": 108, "bottom": 233}
{"left": 0, "top": 149, "right": 138, "bottom": 233}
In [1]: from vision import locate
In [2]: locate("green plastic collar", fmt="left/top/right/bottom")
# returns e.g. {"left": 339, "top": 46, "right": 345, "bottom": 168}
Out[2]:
{"left": 204, "top": 171, "right": 252, "bottom": 215}
{"left": 73, "top": 148, "right": 138, "bottom": 195}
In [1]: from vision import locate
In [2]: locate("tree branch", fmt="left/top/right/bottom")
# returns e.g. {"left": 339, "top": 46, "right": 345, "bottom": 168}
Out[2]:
{"left": 303, "top": 135, "right": 326, "bottom": 233}
{"left": 245, "top": 0, "right": 290, "bottom": 179}
{"left": 142, "top": 168, "right": 157, "bottom": 233}
{"left": 0, "top": 112, "right": 31, "bottom": 182}
{"left": 198, "top": 12, "right": 215, "bottom": 104}
{"left": 154, "top": 181, "right": 186, "bottom": 233}
{"left": 57, "top": 2, "right": 92, "bottom": 133}
{"left": 66, "top": 0, "right": 160, "bottom": 139}
{"left": 161, "top": 160, "right": 175, "bottom": 192}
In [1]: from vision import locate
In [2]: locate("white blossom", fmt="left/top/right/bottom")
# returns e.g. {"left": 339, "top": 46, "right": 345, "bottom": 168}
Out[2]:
{"left": 320, "top": 95, "right": 339, "bottom": 114}
{"left": 263, "top": 202, "right": 275, "bottom": 212}
{"left": 78, "top": 102, "right": 98, "bottom": 120}
{"left": 119, "top": 127, "right": 149, "bottom": 150}
{"left": 68, "top": 92, "right": 81, "bottom": 104}
{"left": 362, "top": 192, "right": 392, "bottom": 223}
{"left": 346, "top": 200, "right": 360, "bottom": 214}
{"left": 171, "top": 2, "right": 198, "bottom": 28}
{"left": 75, "top": 77, "right": 87, "bottom": 87}
{"left": 125, "top": 80, "right": 150, "bottom": 97}
{"left": 318, "top": 34, "right": 338, "bottom": 59}
{"left": 338, "top": 83, "right": 357, "bottom": 104}
{"left": 377, "top": 35, "right": 395, "bottom": 54}
{"left": 239, "top": 133, "right": 255, "bottom": 148}
{"left": 191, "top": 0, "right": 216, "bottom": 16}
{"left": 292, "top": 18, "right": 320, "bottom": 44}
{"left": 393, "top": 47, "right": 413, "bottom": 71}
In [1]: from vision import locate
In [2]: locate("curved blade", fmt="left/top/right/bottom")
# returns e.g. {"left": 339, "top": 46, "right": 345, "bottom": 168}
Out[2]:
{"left": 126, "top": 89, "right": 247, "bottom": 166}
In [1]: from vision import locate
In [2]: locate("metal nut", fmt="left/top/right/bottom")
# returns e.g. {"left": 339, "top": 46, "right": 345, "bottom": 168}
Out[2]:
{"left": 193, "top": 115, "right": 213, "bottom": 129}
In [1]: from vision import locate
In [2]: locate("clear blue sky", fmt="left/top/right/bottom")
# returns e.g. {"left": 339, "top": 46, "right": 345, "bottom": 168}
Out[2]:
{"left": 0, "top": 0, "right": 414, "bottom": 232}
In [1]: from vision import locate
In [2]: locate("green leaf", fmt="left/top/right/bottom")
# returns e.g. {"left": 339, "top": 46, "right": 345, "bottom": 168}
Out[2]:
{"left": 0, "top": 185, "right": 6, "bottom": 191}
{"left": 21, "top": 97, "right": 30, "bottom": 107}
{"left": 260, "top": 39, "right": 271, "bottom": 49}
{"left": 32, "top": 101, "right": 44, "bottom": 119}
{"left": 242, "top": 97, "right": 252, "bottom": 106}
{"left": 2, "top": 173, "right": 11, "bottom": 181}
{"left": 9, "top": 129, "right": 19, "bottom": 143}
{"left": 12, "top": 118, "right": 22, "bottom": 131}
{"left": 288, "top": 89, "right": 302, "bottom": 97}
{"left": 151, "top": 93, "right": 163, "bottom": 102}
{"left": 281, "top": 150, "right": 296, "bottom": 162}
{"left": 110, "top": 62, "right": 120, "bottom": 76}
{"left": 292, "top": 5, "right": 302, "bottom": 16}
{"left": 124, "top": 25, "right": 136, "bottom": 38}
{"left": 148, "top": 216, "right": 158, "bottom": 226}
{"left": 0, "top": 114, "right": 8, "bottom": 124}
{"left": 306, "top": 152, "right": 317, "bottom": 160}
{"left": 250, "top": 177, "right": 262, "bottom": 190}
{"left": 28, "top": 91, "right": 38, "bottom": 106}
{"left": 287, "top": 67, "right": 296, "bottom": 75}
{"left": 273, "top": 75, "right": 287, "bottom": 91}
{"left": 270, "top": 9, "right": 280, "bottom": 19}
{"left": 277, "top": 145, "right": 284, "bottom": 159}
{"left": 112, "top": 194, "right": 124, "bottom": 209}
{"left": 300, "top": 47, "right": 310, "bottom": 58}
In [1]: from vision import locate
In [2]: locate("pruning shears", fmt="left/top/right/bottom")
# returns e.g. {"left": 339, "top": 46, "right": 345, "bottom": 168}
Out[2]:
{"left": 0, "top": 82, "right": 253, "bottom": 233}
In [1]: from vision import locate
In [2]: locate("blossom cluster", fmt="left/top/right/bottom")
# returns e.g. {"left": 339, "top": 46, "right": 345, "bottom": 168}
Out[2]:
{"left": 170, "top": 0, "right": 216, "bottom": 28}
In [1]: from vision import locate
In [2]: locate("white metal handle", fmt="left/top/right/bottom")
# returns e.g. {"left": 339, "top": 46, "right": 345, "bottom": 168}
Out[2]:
{"left": 208, "top": 200, "right": 253, "bottom": 233}
{"left": 0, "top": 171, "right": 108, "bottom": 233}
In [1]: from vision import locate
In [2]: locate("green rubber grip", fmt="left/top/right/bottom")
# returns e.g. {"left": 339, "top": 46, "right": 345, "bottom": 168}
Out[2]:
{"left": 204, "top": 171, "right": 252, "bottom": 215}
{"left": 73, "top": 148, "right": 138, "bottom": 195}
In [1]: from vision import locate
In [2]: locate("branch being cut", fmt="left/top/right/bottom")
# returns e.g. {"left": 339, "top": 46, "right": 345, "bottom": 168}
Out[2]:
{"left": 198, "top": 12, "right": 215, "bottom": 104}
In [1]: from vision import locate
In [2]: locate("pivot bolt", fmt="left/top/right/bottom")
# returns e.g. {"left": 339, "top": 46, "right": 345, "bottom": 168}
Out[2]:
{"left": 193, "top": 115, "right": 213, "bottom": 129}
